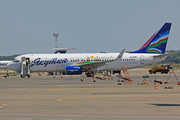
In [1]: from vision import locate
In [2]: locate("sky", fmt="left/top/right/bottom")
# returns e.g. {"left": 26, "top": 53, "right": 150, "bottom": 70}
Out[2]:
{"left": 0, "top": 0, "right": 180, "bottom": 55}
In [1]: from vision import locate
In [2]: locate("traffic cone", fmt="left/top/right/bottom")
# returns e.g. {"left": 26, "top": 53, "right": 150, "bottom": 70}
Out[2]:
{"left": 108, "top": 76, "right": 111, "bottom": 80}
{"left": 147, "top": 80, "right": 149, "bottom": 85}
{"left": 90, "top": 77, "right": 92, "bottom": 80}
{"left": 154, "top": 83, "right": 157, "bottom": 89}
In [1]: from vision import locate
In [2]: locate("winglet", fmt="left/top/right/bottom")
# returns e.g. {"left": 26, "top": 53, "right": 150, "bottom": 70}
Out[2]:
{"left": 115, "top": 49, "right": 125, "bottom": 61}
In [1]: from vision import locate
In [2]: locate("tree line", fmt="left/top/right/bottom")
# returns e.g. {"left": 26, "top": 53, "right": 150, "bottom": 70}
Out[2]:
{"left": 161, "top": 50, "right": 180, "bottom": 64}
{"left": 0, "top": 54, "right": 20, "bottom": 61}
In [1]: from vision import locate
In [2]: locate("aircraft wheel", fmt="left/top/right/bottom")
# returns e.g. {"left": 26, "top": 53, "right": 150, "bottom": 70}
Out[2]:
{"left": 20, "top": 74, "right": 25, "bottom": 78}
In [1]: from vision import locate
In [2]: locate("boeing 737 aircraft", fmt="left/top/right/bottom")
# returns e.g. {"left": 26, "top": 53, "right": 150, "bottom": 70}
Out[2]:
{"left": 6, "top": 23, "right": 172, "bottom": 78}
{"left": 0, "top": 61, "right": 12, "bottom": 69}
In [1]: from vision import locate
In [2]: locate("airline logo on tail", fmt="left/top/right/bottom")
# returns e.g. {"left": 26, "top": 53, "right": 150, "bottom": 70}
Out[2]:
{"left": 146, "top": 31, "right": 169, "bottom": 53}
{"left": 131, "top": 23, "right": 172, "bottom": 54}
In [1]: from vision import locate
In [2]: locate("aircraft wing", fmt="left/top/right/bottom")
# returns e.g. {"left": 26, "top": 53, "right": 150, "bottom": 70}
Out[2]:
{"left": 78, "top": 49, "right": 125, "bottom": 70}
{"left": 153, "top": 52, "right": 176, "bottom": 58}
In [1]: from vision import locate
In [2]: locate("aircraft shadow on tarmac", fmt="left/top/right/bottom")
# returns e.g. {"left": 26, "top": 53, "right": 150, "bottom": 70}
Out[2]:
{"left": 151, "top": 104, "right": 180, "bottom": 106}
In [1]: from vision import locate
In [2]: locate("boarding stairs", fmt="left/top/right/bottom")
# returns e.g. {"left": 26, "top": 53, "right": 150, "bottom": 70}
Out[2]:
{"left": 120, "top": 62, "right": 131, "bottom": 85}
{"left": 165, "top": 63, "right": 179, "bottom": 84}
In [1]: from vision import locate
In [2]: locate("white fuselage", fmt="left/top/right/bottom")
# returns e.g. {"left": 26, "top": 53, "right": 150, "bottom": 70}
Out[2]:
{"left": 0, "top": 61, "right": 13, "bottom": 69}
{"left": 7, "top": 53, "right": 166, "bottom": 73}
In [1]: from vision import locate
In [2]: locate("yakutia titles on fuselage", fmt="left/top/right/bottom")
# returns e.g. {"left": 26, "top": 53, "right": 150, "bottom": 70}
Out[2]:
{"left": 7, "top": 22, "right": 172, "bottom": 75}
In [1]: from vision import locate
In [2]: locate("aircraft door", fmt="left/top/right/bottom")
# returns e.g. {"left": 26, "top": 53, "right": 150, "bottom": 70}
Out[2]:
{"left": 140, "top": 55, "right": 145, "bottom": 64}
{"left": 26, "top": 58, "right": 30, "bottom": 75}
{"left": 20, "top": 57, "right": 30, "bottom": 78}
{"left": 26, "top": 58, "right": 30, "bottom": 66}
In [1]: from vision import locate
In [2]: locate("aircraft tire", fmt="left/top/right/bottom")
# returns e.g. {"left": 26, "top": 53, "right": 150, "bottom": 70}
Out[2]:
{"left": 20, "top": 74, "right": 25, "bottom": 78}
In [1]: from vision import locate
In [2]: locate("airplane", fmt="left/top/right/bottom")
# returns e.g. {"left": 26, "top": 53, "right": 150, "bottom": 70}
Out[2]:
{"left": 53, "top": 48, "right": 76, "bottom": 54}
{"left": 0, "top": 61, "right": 13, "bottom": 69}
{"left": 6, "top": 23, "right": 172, "bottom": 78}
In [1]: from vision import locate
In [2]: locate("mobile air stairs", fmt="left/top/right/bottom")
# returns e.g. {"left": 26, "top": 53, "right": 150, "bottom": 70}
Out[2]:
{"left": 20, "top": 57, "right": 30, "bottom": 78}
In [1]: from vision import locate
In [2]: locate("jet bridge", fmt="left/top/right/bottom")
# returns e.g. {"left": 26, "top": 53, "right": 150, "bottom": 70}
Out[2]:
{"left": 20, "top": 57, "right": 30, "bottom": 78}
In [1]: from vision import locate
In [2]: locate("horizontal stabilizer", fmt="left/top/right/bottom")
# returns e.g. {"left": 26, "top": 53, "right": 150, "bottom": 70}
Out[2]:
{"left": 153, "top": 52, "right": 176, "bottom": 58}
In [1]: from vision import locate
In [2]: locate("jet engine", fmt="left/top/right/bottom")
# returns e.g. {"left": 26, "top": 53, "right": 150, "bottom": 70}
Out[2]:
{"left": 65, "top": 66, "right": 82, "bottom": 75}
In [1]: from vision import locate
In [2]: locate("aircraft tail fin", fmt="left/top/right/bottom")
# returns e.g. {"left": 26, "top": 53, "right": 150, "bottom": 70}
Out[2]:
{"left": 131, "top": 23, "right": 172, "bottom": 54}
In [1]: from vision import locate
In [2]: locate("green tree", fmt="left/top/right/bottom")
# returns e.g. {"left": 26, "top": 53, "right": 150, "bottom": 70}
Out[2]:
{"left": 0, "top": 54, "right": 20, "bottom": 60}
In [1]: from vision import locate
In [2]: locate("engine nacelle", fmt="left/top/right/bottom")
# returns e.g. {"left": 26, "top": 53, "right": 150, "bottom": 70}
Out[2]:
{"left": 65, "top": 66, "right": 82, "bottom": 75}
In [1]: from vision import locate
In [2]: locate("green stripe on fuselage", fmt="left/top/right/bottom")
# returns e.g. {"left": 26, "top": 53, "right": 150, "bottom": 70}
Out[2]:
{"left": 77, "top": 61, "right": 94, "bottom": 65}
